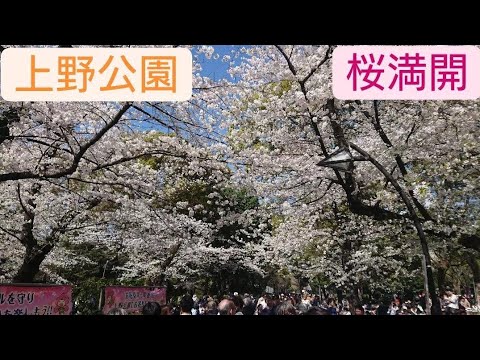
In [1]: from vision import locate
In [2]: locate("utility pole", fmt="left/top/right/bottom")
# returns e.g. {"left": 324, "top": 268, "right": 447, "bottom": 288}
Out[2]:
{"left": 102, "top": 260, "right": 109, "bottom": 278}
{"left": 421, "top": 255, "right": 431, "bottom": 315}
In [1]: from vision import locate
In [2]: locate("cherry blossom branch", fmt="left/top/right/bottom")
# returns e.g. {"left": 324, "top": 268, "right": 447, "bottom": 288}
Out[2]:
{"left": 274, "top": 47, "right": 401, "bottom": 222}
{"left": 274, "top": 45, "right": 297, "bottom": 76}
{"left": 304, "top": 180, "right": 336, "bottom": 205}
{"left": 301, "top": 45, "right": 333, "bottom": 85}
{"left": 91, "top": 150, "right": 188, "bottom": 172}
{"left": 369, "top": 100, "right": 433, "bottom": 221}
{"left": 274, "top": 46, "right": 332, "bottom": 158}
{"left": 67, "top": 177, "right": 152, "bottom": 197}
{"left": 268, "top": 89, "right": 399, "bottom": 223}
{"left": 62, "top": 221, "right": 110, "bottom": 232}
{"left": 0, "top": 103, "right": 131, "bottom": 182}
{"left": 0, "top": 224, "right": 22, "bottom": 242}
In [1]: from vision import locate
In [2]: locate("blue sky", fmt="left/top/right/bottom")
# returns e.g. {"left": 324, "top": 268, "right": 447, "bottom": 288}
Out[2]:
{"left": 197, "top": 45, "right": 247, "bottom": 81}
{"left": 130, "top": 46, "right": 247, "bottom": 133}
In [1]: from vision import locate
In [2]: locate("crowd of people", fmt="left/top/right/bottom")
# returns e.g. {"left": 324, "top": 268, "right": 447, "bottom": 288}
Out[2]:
{"left": 107, "top": 287, "right": 477, "bottom": 315}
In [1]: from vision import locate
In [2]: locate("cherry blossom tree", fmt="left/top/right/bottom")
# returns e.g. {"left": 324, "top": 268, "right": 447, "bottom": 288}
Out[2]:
{"left": 0, "top": 46, "right": 271, "bottom": 292}
{"left": 109, "top": 146, "right": 270, "bottom": 293}
{"left": 221, "top": 45, "right": 479, "bottom": 311}
{"left": 0, "top": 45, "right": 234, "bottom": 284}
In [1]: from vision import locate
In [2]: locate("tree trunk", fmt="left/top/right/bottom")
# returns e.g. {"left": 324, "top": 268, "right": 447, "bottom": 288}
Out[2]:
{"left": 349, "top": 143, "right": 441, "bottom": 315}
{"left": 13, "top": 245, "right": 52, "bottom": 283}
{"left": 466, "top": 253, "right": 480, "bottom": 305}
{"left": 437, "top": 267, "right": 447, "bottom": 293}
{"left": 321, "top": 287, "right": 328, "bottom": 301}
{"left": 355, "top": 284, "right": 363, "bottom": 304}
{"left": 336, "top": 289, "right": 343, "bottom": 303}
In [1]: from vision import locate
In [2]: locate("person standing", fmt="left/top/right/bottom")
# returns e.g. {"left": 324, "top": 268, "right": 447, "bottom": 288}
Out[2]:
{"left": 443, "top": 287, "right": 459, "bottom": 315}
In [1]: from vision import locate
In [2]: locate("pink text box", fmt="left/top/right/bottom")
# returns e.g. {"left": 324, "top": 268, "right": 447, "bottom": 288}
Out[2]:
{"left": 332, "top": 46, "right": 480, "bottom": 100}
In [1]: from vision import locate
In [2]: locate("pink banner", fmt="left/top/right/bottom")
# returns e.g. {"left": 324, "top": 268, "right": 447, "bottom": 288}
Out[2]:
{"left": 332, "top": 46, "right": 480, "bottom": 100}
{"left": 0, "top": 284, "right": 72, "bottom": 315}
{"left": 102, "top": 286, "right": 166, "bottom": 314}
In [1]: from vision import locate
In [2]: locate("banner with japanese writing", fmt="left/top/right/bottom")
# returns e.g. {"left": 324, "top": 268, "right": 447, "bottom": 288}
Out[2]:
{"left": 0, "top": 284, "right": 72, "bottom": 315}
{"left": 102, "top": 286, "right": 166, "bottom": 314}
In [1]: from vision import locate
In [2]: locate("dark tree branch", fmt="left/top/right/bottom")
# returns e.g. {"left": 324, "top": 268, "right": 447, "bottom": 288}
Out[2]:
{"left": 371, "top": 101, "right": 433, "bottom": 221}
{"left": 405, "top": 122, "right": 417, "bottom": 144}
{"left": 17, "top": 184, "right": 34, "bottom": 220}
{"left": 301, "top": 45, "right": 332, "bottom": 85}
{"left": 274, "top": 45, "right": 297, "bottom": 76}
{"left": 68, "top": 177, "right": 152, "bottom": 197}
{"left": 459, "top": 234, "right": 480, "bottom": 252}
{"left": 91, "top": 149, "right": 193, "bottom": 172}
{"left": 0, "top": 225, "right": 22, "bottom": 242}
{"left": 349, "top": 141, "right": 441, "bottom": 314}
{"left": 305, "top": 180, "right": 335, "bottom": 205}
{"left": 276, "top": 54, "right": 405, "bottom": 221}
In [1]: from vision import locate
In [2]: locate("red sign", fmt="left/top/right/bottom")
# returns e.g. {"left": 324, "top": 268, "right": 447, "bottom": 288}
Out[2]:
{"left": 0, "top": 284, "right": 72, "bottom": 315}
{"left": 102, "top": 286, "right": 166, "bottom": 314}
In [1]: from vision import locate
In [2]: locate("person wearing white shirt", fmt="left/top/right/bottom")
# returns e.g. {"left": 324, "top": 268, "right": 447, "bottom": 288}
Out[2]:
{"left": 443, "top": 287, "right": 459, "bottom": 315}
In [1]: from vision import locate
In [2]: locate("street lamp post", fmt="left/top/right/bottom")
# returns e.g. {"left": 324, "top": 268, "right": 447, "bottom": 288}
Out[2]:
{"left": 102, "top": 260, "right": 109, "bottom": 278}
{"left": 421, "top": 254, "right": 431, "bottom": 315}
{"left": 317, "top": 148, "right": 356, "bottom": 173}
